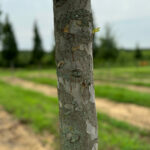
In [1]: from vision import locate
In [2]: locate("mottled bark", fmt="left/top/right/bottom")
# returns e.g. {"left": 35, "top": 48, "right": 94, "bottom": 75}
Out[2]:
{"left": 53, "top": 0, "right": 98, "bottom": 150}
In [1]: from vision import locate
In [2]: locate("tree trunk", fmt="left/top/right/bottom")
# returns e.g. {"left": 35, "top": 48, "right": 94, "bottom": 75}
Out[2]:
{"left": 53, "top": 1, "right": 98, "bottom": 150}
{"left": 10, "top": 61, "right": 14, "bottom": 76}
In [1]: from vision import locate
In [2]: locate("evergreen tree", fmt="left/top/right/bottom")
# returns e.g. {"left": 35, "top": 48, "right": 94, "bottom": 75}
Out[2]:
{"left": 49, "top": 45, "right": 55, "bottom": 66}
{"left": 2, "top": 16, "right": 18, "bottom": 67}
{"left": 31, "top": 22, "right": 44, "bottom": 65}
{"left": 134, "top": 44, "right": 142, "bottom": 60}
{"left": 92, "top": 15, "right": 99, "bottom": 58}
{"left": 98, "top": 24, "right": 118, "bottom": 61}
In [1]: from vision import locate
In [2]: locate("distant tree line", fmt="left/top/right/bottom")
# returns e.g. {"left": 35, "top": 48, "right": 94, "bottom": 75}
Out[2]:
{"left": 93, "top": 24, "right": 145, "bottom": 67}
{"left": 0, "top": 10, "right": 55, "bottom": 68}
{"left": 0, "top": 9, "right": 148, "bottom": 68}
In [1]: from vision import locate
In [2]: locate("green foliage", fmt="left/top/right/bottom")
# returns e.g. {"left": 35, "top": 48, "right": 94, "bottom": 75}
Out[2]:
{"left": 94, "top": 25, "right": 119, "bottom": 66}
{"left": 49, "top": 46, "right": 56, "bottom": 66}
{"left": 99, "top": 25, "right": 118, "bottom": 60}
{"left": 0, "top": 13, "right": 150, "bottom": 68}
{"left": 31, "top": 22, "right": 45, "bottom": 65}
{"left": 134, "top": 44, "right": 143, "bottom": 60}
{"left": 17, "top": 51, "right": 32, "bottom": 67}
{"left": 1, "top": 16, "right": 18, "bottom": 66}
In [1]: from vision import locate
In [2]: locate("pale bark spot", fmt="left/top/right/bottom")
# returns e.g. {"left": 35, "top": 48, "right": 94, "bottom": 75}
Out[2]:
{"left": 64, "top": 104, "right": 74, "bottom": 110}
{"left": 86, "top": 120, "right": 97, "bottom": 140}
{"left": 89, "top": 85, "right": 95, "bottom": 103}
{"left": 85, "top": 0, "right": 92, "bottom": 12}
{"left": 59, "top": 101, "right": 63, "bottom": 108}
{"left": 66, "top": 133, "right": 72, "bottom": 140}
{"left": 57, "top": 78, "right": 59, "bottom": 88}
{"left": 57, "top": 61, "right": 64, "bottom": 68}
{"left": 92, "top": 143, "right": 98, "bottom": 150}
{"left": 58, "top": 77, "right": 64, "bottom": 88}
{"left": 88, "top": 42, "right": 93, "bottom": 56}
{"left": 70, "top": 20, "right": 82, "bottom": 34}
{"left": 58, "top": 77, "right": 83, "bottom": 105}
{"left": 72, "top": 83, "right": 83, "bottom": 105}
{"left": 79, "top": 43, "right": 92, "bottom": 56}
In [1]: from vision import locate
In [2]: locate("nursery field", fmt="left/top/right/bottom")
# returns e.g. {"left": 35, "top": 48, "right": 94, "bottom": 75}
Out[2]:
{"left": 0, "top": 66, "right": 150, "bottom": 150}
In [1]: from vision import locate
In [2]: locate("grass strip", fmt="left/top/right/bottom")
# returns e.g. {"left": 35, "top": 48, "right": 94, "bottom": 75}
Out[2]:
{"left": 0, "top": 81, "right": 150, "bottom": 149}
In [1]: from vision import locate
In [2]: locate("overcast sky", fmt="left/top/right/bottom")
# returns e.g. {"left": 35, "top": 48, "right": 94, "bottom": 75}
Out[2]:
{"left": 1, "top": 0, "right": 150, "bottom": 51}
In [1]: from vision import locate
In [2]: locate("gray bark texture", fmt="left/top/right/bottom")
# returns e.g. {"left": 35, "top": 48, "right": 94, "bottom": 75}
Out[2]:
{"left": 53, "top": 0, "right": 98, "bottom": 150}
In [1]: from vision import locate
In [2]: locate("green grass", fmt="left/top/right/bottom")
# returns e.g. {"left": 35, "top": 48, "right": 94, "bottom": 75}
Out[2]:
{"left": 2, "top": 68, "right": 150, "bottom": 108}
{"left": 0, "top": 68, "right": 56, "bottom": 77}
{"left": 128, "top": 81, "right": 150, "bottom": 87}
{"left": 21, "top": 76, "right": 58, "bottom": 87}
{"left": 94, "top": 66, "right": 150, "bottom": 87}
{"left": 2, "top": 67, "right": 150, "bottom": 88}
{"left": 98, "top": 113, "right": 150, "bottom": 150}
{"left": 95, "top": 77, "right": 150, "bottom": 88}
{"left": 13, "top": 74, "right": 150, "bottom": 108}
{"left": 0, "top": 81, "right": 59, "bottom": 134}
{"left": 95, "top": 85, "right": 150, "bottom": 108}
{"left": 12, "top": 67, "right": 150, "bottom": 89}
{"left": 0, "top": 81, "right": 150, "bottom": 150}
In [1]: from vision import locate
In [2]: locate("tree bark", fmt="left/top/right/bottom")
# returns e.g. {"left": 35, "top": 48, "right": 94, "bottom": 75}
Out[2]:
{"left": 53, "top": 1, "right": 98, "bottom": 150}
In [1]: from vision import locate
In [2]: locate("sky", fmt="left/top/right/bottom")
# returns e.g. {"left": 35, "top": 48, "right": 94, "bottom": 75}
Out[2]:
{"left": 1, "top": 0, "right": 150, "bottom": 51}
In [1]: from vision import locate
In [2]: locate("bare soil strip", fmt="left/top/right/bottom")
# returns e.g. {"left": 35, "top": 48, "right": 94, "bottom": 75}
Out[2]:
{"left": 0, "top": 106, "right": 54, "bottom": 150}
{"left": 96, "top": 99, "right": 150, "bottom": 130}
{"left": 2, "top": 77, "right": 150, "bottom": 131}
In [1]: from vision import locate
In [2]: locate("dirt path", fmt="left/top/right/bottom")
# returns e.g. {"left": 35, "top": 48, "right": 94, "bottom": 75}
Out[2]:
{"left": 0, "top": 106, "right": 54, "bottom": 150}
{"left": 95, "top": 80, "right": 150, "bottom": 93}
{"left": 1, "top": 77, "right": 150, "bottom": 131}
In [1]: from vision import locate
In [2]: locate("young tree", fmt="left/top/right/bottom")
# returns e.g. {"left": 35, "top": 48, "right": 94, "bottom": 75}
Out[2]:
{"left": 2, "top": 16, "right": 18, "bottom": 68}
{"left": 92, "top": 15, "right": 99, "bottom": 59}
{"left": 53, "top": 1, "right": 98, "bottom": 150}
{"left": 134, "top": 44, "right": 143, "bottom": 60}
{"left": 31, "top": 22, "right": 44, "bottom": 66}
{"left": 98, "top": 24, "right": 118, "bottom": 61}
{"left": 49, "top": 45, "right": 55, "bottom": 66}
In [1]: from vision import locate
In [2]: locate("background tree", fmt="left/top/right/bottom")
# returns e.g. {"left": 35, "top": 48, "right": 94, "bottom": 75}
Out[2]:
{"left": 49, "top": 45, "right": 55, "bottom": 66}
{"left": 134, "top": 44, "right": 143, "bottom": 60}
{"left": 53, "top": 0, "right": 98, "bottom": 150}
{"left": 2, "top": 16, "right": 18, "bottom": 68}
{"left": 92, "top": 15, "right": 99, "bottom": 59}
{"left": 0, "top": 8, "right": 3, "bottom": 47}
{"left": 31, "top": 22, "right": 44, "bottom": 66}
{"left": 97, "top": 24, "right": 118, "bottom": 62}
